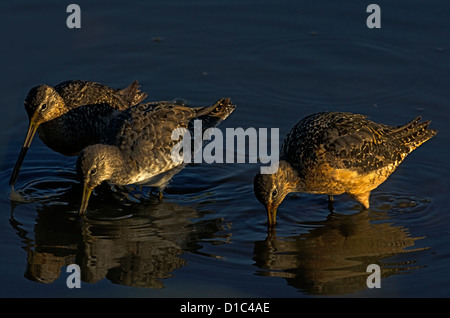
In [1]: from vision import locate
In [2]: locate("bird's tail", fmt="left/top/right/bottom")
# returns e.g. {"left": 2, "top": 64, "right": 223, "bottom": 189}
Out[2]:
{"left": 390, "top": 116, "right": 437, "bottom": 151}
{"left": 195, "top": 97, "right": 236, "bottom": 129}
{"left": 117, "top": 80, "right": 148, "bottom": 108}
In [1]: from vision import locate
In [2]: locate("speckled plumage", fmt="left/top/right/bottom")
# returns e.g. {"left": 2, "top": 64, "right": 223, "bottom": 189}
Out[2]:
{"left": 254, "top": 111, "right": 437, "bottom": 226}
{"left": 25, "top": 80, "right": 148, "bottom": 154}
{"left": 76, "top": 97, "right": 236, "bottom": 215}
{"left": 10, "top": 80, "right": 147, "bottom": 186}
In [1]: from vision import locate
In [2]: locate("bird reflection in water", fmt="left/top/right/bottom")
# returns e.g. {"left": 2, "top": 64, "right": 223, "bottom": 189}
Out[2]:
{"left": 10, "top": 198, "right": 228, "bottom": 288}
{"left": 253, "top": 209, "right": 427, "bottom": 295}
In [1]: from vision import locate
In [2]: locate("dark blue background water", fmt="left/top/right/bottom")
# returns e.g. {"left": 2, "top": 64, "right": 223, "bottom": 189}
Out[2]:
{"left": 1, "top": 0, "right": 449, "bottom": 297}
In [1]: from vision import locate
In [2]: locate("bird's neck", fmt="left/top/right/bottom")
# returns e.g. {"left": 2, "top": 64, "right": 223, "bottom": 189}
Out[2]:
{"left": 106, "top": 146, "right": 135, "bottom": 185}
{"left": 278, "top": 160, "right": 302, "bottom": 191}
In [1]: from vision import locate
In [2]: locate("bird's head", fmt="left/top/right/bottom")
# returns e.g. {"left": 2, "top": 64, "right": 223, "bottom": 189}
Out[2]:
{"left": 24, "top": 84, "right": 67, "bottom": 126}
{"left": 76, "top": 144, "right": 121, "bottom": 215}
{"left": 253, "top": 161, "right": 299, "bottom": 227}
{"left": 9, "top": 85, "right": 67, "bottom": 186}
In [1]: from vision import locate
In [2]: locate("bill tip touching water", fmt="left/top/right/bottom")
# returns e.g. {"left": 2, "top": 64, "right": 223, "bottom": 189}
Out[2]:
{"left": 254, "top": 112, "right": 437, "bottom": 227}
{"left": 9, "top": 186, "right": 27, "bottom": 203}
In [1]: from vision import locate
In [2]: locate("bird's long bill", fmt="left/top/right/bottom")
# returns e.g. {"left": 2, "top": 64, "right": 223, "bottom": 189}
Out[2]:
{"left": 9, "top": 120, "right": 39, "bottom": 186}
{"left": 79, "top": 185, "right": 93, "bottom": 216}
{"left": 266, "top": 204, "right": 278, "bottom": 227}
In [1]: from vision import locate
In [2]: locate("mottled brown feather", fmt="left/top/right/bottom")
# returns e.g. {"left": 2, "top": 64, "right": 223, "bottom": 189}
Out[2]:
{"left": 255, "top": 111, "right": 437, "bottom": 224}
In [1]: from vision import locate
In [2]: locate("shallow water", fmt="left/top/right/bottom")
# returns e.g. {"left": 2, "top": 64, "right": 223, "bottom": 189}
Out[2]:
{"left": 1, "top": 0, "right": 450, "bottom": 298}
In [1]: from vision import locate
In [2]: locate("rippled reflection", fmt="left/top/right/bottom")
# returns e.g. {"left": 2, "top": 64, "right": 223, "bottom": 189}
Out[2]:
{"left": 253, "top": 210, "right": 427, "bottom": 295}
{"left": 10, "top": 196, "right": 228, "bottom": 288}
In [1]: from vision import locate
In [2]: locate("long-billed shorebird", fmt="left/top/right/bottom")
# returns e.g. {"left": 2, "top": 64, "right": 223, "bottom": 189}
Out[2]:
{"left": 9, "top": 80, "right": 147, "bottom": 186}
{"left": 76, "top": 98, "right": 235, "bottom": 215}
{"left": 254, "top": 112, "right": 437, "bottom": 226}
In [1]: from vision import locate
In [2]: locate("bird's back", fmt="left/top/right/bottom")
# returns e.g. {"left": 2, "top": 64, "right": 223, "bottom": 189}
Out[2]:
{"left": 55, "top": 80, "right": 147, "bottom": 111}
{"left": 104, "top": 98, "right": 235, "bottom": 187}
{"left": 37, "top": 80, "right": 147, "bottom": 155}
{"left": 281, "top": 112, "right": 437, "bottom": 178}
{"left": 107, "top": 98, "right": 235, "bottom": 149}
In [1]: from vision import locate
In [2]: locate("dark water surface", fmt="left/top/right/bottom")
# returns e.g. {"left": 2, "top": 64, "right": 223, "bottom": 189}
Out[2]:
{"left": 1, "top": 1, "right": 449, "bottom": 298}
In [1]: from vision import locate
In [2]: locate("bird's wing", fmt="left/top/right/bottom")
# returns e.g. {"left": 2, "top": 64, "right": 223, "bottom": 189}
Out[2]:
{"left": 321, "top": 114, "right": 396, "bottom": 173}
{"left": 281, "top": 112, "right": 396, "bottom": 174}
{"left": 109, "top": 103, "right": 196, "bottom": 158}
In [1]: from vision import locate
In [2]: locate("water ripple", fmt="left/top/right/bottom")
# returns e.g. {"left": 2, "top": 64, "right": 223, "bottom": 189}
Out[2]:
{"left": 229, "top": 34, "right": 437, "bottom": 109}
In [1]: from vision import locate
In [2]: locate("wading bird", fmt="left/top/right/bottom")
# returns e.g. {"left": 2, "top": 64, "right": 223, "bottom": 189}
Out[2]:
{"left": 76, "top": 98, "right": 235, "bottom": 215}
{"left": 10, "top": 80, "right": 147, "bottom": 186}
{"left": 254, "top": 112, "right": 437, "bottom": 227}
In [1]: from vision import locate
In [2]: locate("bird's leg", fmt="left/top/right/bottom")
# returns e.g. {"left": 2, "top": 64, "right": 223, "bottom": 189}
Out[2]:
{"left": 266, "top": 225, "right": 277, "bottom": 240}
{"left": 148, "top": 188, "right": 163, "bottom": 202}
{"left": 327, "top": 195, "right": 335, "bottom": 213}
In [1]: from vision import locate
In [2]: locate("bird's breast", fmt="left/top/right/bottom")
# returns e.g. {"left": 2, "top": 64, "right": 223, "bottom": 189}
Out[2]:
{"left": 300, "top": 161, "right": 398, "bottom": 195}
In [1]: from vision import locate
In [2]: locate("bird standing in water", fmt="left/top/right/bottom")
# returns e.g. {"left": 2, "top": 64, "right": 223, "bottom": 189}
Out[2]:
{"left": 254, "top": 112, "right": 437, "bottom": 227}
{"left": 9, "top": 80, "right": 147, "bottom": 186}
{"left": 76, "top": 98, "right": 235, "bottom": 215}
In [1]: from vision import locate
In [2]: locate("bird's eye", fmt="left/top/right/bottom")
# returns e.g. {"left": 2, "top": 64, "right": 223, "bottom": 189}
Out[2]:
{"left": 41, "top": 103, "right": 47, "bottom": 111}
{"left": 271, "top": 189, "right": 278, "bottom": 198}
{"left": 91, "top": 168, "right": 97, "bottom": 175}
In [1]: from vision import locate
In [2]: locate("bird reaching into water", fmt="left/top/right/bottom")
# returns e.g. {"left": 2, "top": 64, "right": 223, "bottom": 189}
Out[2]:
{"left": 254, "top": 112, "right": 437, "bottom": 227}
{"left": 76, "top": 98, "right": 235, "bottom": 215}
{"left": 9, "top": 80, "right": 147, "bottom": 186}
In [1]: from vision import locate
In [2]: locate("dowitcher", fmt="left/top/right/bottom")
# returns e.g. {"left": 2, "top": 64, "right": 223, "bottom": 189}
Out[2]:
{"left": 76, "top": 98, "right": 235, "bottom": 215}
{"left": 254, "top": 112, "right": 437, "bottom": 226}
{"left": 9, "top": 80, "right": 147, "bottom": 186}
